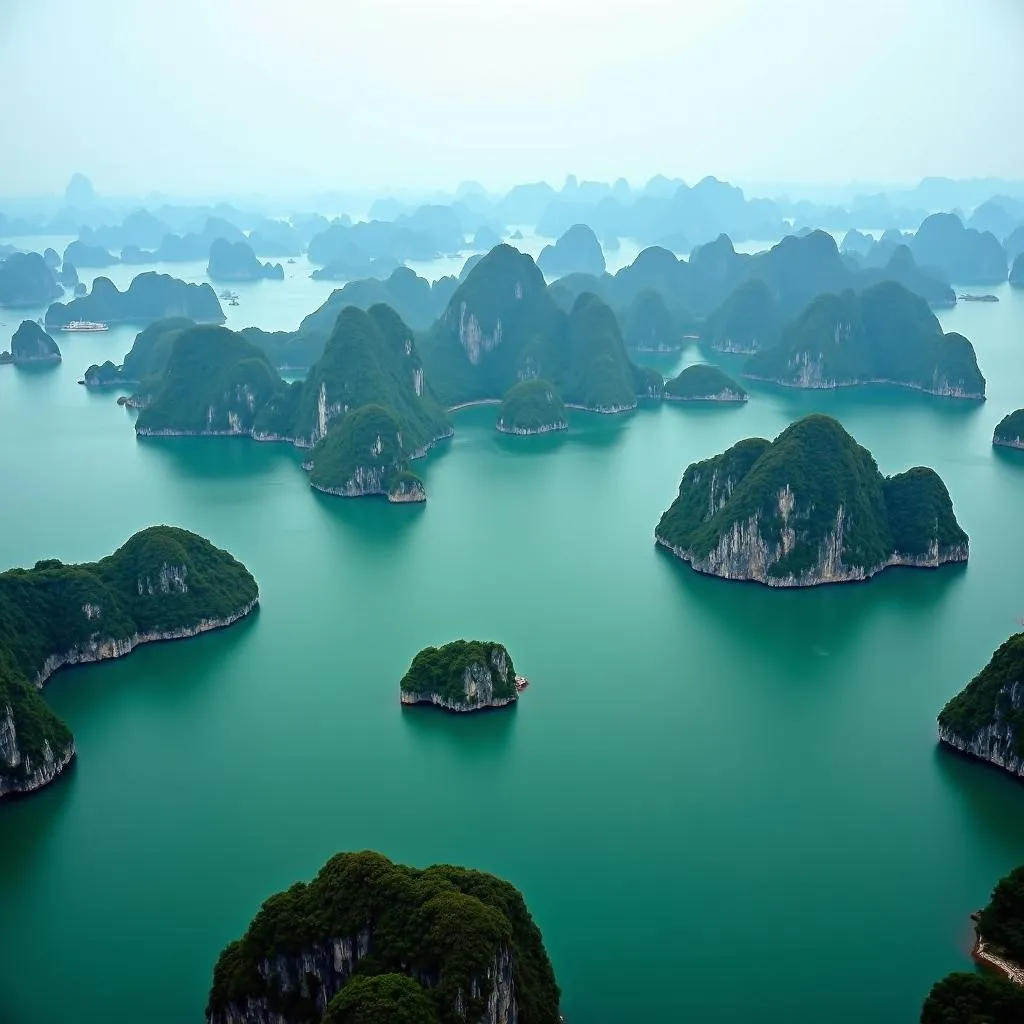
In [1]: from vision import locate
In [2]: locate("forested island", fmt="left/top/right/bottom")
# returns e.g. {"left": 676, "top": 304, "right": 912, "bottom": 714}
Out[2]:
{"left": 664, "top": 364, "right": 747, "bottom": 402}
{"left": 0, "top": 252, "right": 62, "bottom": 307}
{"left": 537, "top": 223, "right": 605, "bottom": 278}
{"left": 420, "top": 244, "right": 658, "bottom": 411}
{"left": 700, "top": 278, "right": 782, "bottom": 354}
{"left": 938, "top": 633, "right": 1024, "bottom": 779}
{"left": 81, "top": 317, "right": 194, "bottom": 387}
{"left": 0, "top": 527, "right": 258, "bottom": 799}
{"left": 115, "top": 304, "right": 451, "bottom": 501}
{"left": 655, "top": 414, "right": 968, "bottom": 587}
{"left": 400, "top": 640, "right": 523, "bottom": 711}
{"left": 994, "top": 410, "right": 1024, "bottom": 449}
{"left": 921, "top": 864, "right": 1024, "bottom": 1023}
{"left": 496, "top": 379, "right": 568, "bottom": 434}
{"left": 206, "top": 238, "right": 283, "bottom": 282}
{"left": 622, "top": 289, "right": 679, "bottom": 351}
{"left": 46, "top": 272, "right": 225, "bottom": 328}
{"left": 205, "top": 849, "right": 561, "bottom": 1024}
{"left": 744, "top": 281, "right": 985, "bottom": 398}
{"left": 1, "top": 321, "right": 61, "bottom": 365}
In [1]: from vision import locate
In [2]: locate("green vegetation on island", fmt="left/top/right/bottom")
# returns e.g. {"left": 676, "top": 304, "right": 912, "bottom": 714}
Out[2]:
{"left": 700, "top": 278, "right": 782, "bottom": 354}
{"left": 62, "top": 239, "right": 118, "bottom": 269}
{"left": 419, "top": 245, "right": 648, "bottom": 411}
{"left": 207, "top": 238, "right": 284, "bottom": 282}
{"left": 0, "top": 526, "right": 258, "bottom": 799}
{"left": 135, "top": 327, "right": 283, "bottom": 436}
{"left": 938, "top": 633, "right": 1024, "bottom": 779}
{"left": 5, "top": 321, "right": 61, "bottom": 365}
{"left": 206, "top": 849, "right": 560, "bottom": 1024}
{"left": 280, "top": 304, "right": 450, "bottom": 451}
{"left": 921, "top": 864, "right": 1024, "bottom": 1023}
{"left": 496, "top": 379, "right": 568, "bottom": 435}
{"left": 308, "top": 404, "right": 426, "bottom": 503}
{"left": 664, "top": 364, "right": 746, "bottom": 402}
{"left": 921, "top": 973, "right": 1024, "bottom": 1024}
{"left": 45, "top": 272, "right": 225, "bottom": 328}
{"left": 994, "top": 409, "right": 1024, "bottom": 449}
{"left": 111, "top": 305, "right": 449, "bottom": 500}
{"left": 0, "top": 252, "right": 62, "bottom": 308}
{"left": 655, "top": 414, "right": 968, "bottom": 587}
{"left": 82, "top": 317, "right": 195, "bottom": 387}
{"left": 744, "top": 281, "right": 986, "bottom": 398}
{"left": 537, "top": 223, "right": 606, "bottom": 278}
{"left": 400, "top": 640, "right": 520, "bottom": 711}
{"left": 910, "top": 212, "right": 1007, "bottom": 286}
{"left": 622, "top": 289, "right": 679, "bottom": 352}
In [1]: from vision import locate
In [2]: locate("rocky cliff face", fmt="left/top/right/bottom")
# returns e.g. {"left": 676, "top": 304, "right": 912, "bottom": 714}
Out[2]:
{"left": 0, "top": 705, "right": 76, "bottom": 798}
{"left": 458, "top": 302, "right": 504, "bottom": 365}
{"left": 656, "top": 496, "right": 968, "bottom": 587}
{"left": 9, "top": 321, "right": 61, "bottom": 364}
{"left": 939, "top": 681, "right": 1024, "bottom": 779}
{"left": 207, "top": 931, "right": 517, "bottom": 1024}
{"left": 402, "top": 645, "right": 517, "bottom": 712}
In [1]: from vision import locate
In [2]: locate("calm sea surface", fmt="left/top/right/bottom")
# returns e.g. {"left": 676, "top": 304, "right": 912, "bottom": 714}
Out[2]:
{"left": 1, "top": 254, "right": 1024, "bottom": 1024}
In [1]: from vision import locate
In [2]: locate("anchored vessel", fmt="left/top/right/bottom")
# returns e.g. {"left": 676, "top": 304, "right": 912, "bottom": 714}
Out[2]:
{"left": 60, "top": 320, "right": 109, "bottom": 332}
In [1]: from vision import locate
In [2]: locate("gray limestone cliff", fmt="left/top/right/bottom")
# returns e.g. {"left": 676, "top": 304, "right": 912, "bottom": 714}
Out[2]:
{"left": 205, "top": 849, "right": 561, "bottom": 1024}
{"left": 5, "top": 320, "right": 61, "bottom": 365}
{"left": 400, "top": 640, "right": 521, "bottom": 711}
{"left": 655, "top": 415, "right": 969, "bottom": 588}
{"left": 938, "top": 634, "right": 1024, "bottom": 780}
{"left": 0, "top": 526, "right": 259, "bottom": 801}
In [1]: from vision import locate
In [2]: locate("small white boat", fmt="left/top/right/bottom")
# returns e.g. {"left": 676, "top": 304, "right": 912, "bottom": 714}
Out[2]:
{"left": 61, "top": 320, "right": 109, "bottom": 332}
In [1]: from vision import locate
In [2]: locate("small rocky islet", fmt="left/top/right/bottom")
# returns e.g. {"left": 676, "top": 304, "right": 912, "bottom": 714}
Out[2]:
{"left": 993, "top": 409, "right": 1024, "bottom": 450}
{"left": 655, "top": 413, "right": 968, "bottom": 588}
{"left": 496, "top": 379, "right": 568, "bottom": 434}
{"left": 0, "top": 320, "right": 61, "bottom": 366}
{"left": 400, "top": 640, "right": 527, "bottom": 712}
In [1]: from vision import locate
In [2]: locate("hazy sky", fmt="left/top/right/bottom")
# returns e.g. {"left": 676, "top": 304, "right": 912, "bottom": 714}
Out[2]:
{"left": 2, "top": 0, "right": 1022, "bottom": 196}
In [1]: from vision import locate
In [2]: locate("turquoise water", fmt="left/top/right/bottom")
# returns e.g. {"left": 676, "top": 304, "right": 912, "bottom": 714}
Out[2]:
{"left": 1, "top": 276, "right": 1024, "bottom": 1024}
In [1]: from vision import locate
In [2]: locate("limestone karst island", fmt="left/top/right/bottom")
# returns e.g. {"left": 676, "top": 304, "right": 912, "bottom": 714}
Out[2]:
{"left": 400, "top": 641, "right": 528, "bottom": 712}
{"left": 7, "top": 2, "right": 1024, "bottom": 1023}
{"left": 0, "top": 527, "right": 257, "bottom": 798}
{"left": 655, "top": 414, "right": 968, "bottom": 587}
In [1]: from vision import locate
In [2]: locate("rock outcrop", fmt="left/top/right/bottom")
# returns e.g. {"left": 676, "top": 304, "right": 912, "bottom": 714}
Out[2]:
{"left": 45, "top": 272, "right": 225, "bottom": 329}
{"left": 744, "top": 281, "right": 986, "bottom": 399}
{"left": 497, "top": 379, "right": 568, "bottom": 434}
{"left": 206, "top": 238, "right": 283, "bottom": 282}
{"left": 400, "top": 640, "right": 520, "bottom": 711}
{"left": 7, "top": 320, "right": 61, "bottom": 364}
{"left": 655, "top": 414, "right": 969, "bottom": 587}
{"left": 664, "top": 364, "right": 746, "bottom": 402}
{"left": 994, "top": 409, "right": 1024, "bottom": 450}
{"left": 938, "top": 634, "right": 1024, "bottom": 779}
{"left": 205, "top": 850, "right": 561, "bottom": 1024}
{"left": 0, "top": 252, "right": 62, "bottom": 308}
{"left": 537, "top": 222, "right": 606, "bottom": 278}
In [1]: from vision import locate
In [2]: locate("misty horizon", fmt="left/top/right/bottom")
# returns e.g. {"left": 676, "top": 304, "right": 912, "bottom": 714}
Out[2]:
{"left": 3, "top": 0, "right": 1023, "bottom": 198}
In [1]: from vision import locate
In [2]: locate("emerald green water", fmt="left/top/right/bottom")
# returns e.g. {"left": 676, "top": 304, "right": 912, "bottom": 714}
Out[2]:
{"left": 3, "top": 284, "right": 1024, "bottom": 1024}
